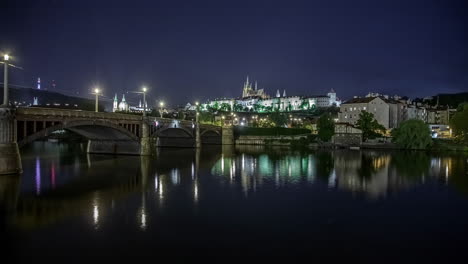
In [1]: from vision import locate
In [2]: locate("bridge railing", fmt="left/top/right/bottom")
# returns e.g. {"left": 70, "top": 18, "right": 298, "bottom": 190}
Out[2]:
{"left": 16, "top": 107, "right": 221, "bottom": 131}
{"left": 17, "top": 107, "right": 143, "bottom": 121}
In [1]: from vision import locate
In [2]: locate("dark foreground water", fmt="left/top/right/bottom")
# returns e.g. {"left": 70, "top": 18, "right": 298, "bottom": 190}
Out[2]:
{"left": 2, "top": 142, "right": 468, "bottom": 260}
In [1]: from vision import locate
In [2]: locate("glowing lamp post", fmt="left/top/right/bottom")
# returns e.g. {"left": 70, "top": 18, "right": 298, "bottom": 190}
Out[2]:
{"left": 2, "top": 54, "right": 9, "bottom": 106}
{"left": 142, "top": 87, "right": 147, "bottom": 117}
{"left": 195, "top": 102, "right": 199, "bottom": 123}
{"left": 1, "top": 54, "right": 23, "bottom": 107}
{"left": 159, "top": 101, "right": 164, "bottom": 118}
{"left": 93, "top": 88, "right": 101, "bottom": 112}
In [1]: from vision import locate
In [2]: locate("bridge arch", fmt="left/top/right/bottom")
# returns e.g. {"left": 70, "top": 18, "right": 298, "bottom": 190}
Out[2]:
{"left": 200, "top": 129, "right": 221, "bottom": 136}
{"left": 18, "top": 120, "right": 140, "bottom": 147}
{"left": 154, "top": 127, "right": 194, "bottom": 138}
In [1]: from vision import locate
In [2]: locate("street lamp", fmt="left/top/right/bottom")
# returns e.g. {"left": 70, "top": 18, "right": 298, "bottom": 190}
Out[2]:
{"left": 1, "top": 54, "right": 22, "bottom": 107}
{"left": 2, "top": 54, "right": 9, "bottom": 106}
{"left": 92, "top": 88, "right": 101, "bottom": 112}
{"left": 142, "top": 87, "right": 147, "bottom": 117}
{"left": 195, "top": 102, "right": 199, "bottom": 124}
{"left": 159, "top": 101, "right": 164, "bottom": 118}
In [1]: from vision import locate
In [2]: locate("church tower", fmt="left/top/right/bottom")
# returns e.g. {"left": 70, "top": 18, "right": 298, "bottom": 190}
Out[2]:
{"left": 242, "top": 76, "right": 254, "bottom": 98}
{"left": 327, "top": 88, "right": 337, "bottom": 106}
{"left": 113, "top": 94, "right": 118, "bottom": 112}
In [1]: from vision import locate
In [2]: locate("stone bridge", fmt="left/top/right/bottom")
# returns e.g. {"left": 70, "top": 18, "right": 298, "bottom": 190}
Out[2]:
{"left": 0, "top": 107, "right": 234, "bottom": 175}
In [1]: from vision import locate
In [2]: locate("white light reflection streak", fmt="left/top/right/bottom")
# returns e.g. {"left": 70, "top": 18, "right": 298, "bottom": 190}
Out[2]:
{"left": 154, "top": 174, "right": 159, "bottom": 192}
{"left": 194, "top": 182, "right": 199, "bottom": 204}
{"left": 191, "top": 162, "right": 195, "bottom": 180}
{"left": 92, "top": 195, "right": 100, "bottom": 229}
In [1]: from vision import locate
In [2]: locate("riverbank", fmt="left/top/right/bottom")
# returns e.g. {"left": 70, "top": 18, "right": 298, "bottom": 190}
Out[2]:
{"left": 234, "top": 134, "right": 468, "bottom": 152}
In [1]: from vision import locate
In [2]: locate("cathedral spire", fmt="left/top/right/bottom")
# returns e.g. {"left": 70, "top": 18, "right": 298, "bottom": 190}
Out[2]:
{"left": 122, "top": 94, "right": 126, "bottom": 102}
{"left": 276, "top": 89, "right": 280, "bottom": 98}
{"left": 255, "top": 81, "right": 258, "bottom": 90}
{"left": 283, "top": 90, "right": 286, "bottom": 97}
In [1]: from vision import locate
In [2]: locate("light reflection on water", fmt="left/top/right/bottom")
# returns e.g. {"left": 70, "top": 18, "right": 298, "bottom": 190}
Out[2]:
{"left": 2, "top": 142, "right": 468, "bottom": 258}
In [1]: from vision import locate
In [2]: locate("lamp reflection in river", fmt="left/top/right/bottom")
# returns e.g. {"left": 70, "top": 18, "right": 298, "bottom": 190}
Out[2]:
{"left": 158, "top": 175, "right": 164, "bottom": 206}
{"left": 92, "top": 195, "right": 100, "bottom": 229}
{"left": 139, "top": 200, "right": 147, "bottom": 231}
{"left": 51, "top": 162, "right": 56, "bottom": 189}
{"left": 35, "top": 157, "right": 41, "bottom": 195}
{"left": 191, "top": 162, "right": 195, "bottom": 180}
{"left": 171, "top": 168, "right": 180, "bottom": 185}
{"left": 194, "top": 181, "right": 199, "bottom": 204}
{"left": 154, "top": 174, "right": 159, "bottom": 192}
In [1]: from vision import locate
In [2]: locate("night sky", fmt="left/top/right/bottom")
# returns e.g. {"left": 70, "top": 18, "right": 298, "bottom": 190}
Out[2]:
{"left": 2, "top": 0, "right": 467, "bottom": 107}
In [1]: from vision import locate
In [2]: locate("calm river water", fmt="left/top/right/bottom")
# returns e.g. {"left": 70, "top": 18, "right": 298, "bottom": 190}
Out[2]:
{"left": 2, "top": 142, "right": 468, "bottom": 260}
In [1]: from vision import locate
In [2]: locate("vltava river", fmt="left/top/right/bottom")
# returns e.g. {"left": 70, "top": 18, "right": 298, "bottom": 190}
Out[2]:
{"left": 2, "top": 142, "right": 468, "bottom": 260}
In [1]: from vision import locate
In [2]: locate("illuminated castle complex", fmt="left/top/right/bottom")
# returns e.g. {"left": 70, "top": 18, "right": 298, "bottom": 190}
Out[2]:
{"left": 200, "top": 76, "right": 341, "bottom": 113}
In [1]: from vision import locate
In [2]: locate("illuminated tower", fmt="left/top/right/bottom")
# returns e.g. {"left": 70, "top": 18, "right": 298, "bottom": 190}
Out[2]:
{"left": 242, "top": 76, "right": 252, "bottom": 98}
{"left": 37, "top": 78, "right": 41, "bottom": 90}
{"left": 113, "top": 94, "right": 118, "bottom": 112}
{"left": 327, "top": 88, "right": 336, "bottom": 106}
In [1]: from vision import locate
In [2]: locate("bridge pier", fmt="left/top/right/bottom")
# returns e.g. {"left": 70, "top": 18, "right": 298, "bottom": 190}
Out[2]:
{"left": 0, "top": 108, "right": 22, "bottom": 175}
{"left": 195, "top": 123, "right": 201, "bottom": 148}
{"left": 140, "top": 123, "right": 152, "bottom": 155}
{"left": 222, "top": 126, "right": 234, "bottom": 145}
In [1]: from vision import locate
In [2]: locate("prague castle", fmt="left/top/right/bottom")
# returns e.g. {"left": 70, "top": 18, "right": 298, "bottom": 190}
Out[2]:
{"left": 200, "top": 76, "right": 341, "bottom": 113}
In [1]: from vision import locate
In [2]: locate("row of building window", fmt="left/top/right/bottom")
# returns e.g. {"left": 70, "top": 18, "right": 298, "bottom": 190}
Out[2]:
{"left": 344, "top": 106, "right": 367, "bottom": 112}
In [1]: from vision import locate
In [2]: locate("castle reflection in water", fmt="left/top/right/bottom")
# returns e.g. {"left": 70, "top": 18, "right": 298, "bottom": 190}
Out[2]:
{"left": 212, "top": 146, "right": 462, "bottom": 199}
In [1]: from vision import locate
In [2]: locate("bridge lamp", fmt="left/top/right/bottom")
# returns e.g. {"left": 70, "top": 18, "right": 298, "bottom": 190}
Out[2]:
{"left": 2, "top": 54, "right": 9, "bottom": 106}
{"left": 159, "top": 101, "right": 164, "bottom": 118}
{"left": 142, "top": 87, "right": 148, "bottom": 117}
{"left": 93, "top": 88, "right": 101, "bottom": 112}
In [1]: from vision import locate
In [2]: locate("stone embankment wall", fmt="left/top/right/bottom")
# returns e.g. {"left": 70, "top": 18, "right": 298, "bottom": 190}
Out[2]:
{"left": 235, "top": 135, "right": 308, "bottom": 146}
